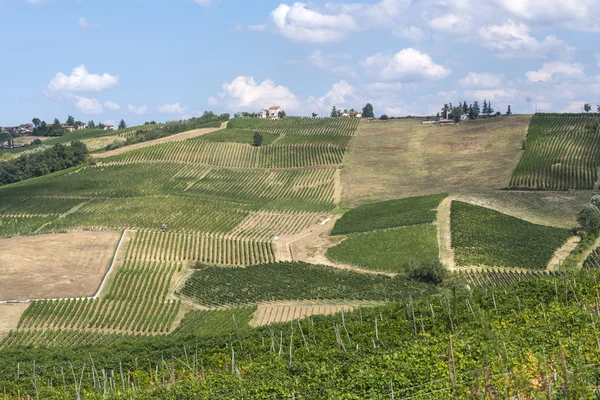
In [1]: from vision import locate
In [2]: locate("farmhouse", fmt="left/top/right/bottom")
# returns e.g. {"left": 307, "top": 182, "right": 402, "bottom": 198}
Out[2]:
{"left": 342, "top": 110, "right": 362, "bottom": 118}
{"left": 259, "top": 106, "right": 284, "bottom": 119}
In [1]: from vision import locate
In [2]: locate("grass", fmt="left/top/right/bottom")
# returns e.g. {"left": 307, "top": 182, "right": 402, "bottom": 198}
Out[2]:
{"left": 198, "top": 129, "right": 279, "bottom": 145}
{"left": 451, "top": 201, "right": 572, "bottom": 269}
{"left": 326, "top": 225, "right": 439, "bottom": 273}
{"left": 181, "top": 262, "right": 437, "bottom": 307}
{"left": 341, "top": 116, "right": 530, "bottom": 205}
{"left": 331, "top": 194, "right": 447, "bottom": 235}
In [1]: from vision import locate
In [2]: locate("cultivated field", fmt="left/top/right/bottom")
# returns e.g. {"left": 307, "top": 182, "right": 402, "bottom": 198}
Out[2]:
{"left": 0, "top": 231, "right": 121, "bottom": 301}
{"left": 342, "top": 116, "right": 529, "bottom": 204}
{"left": 510, "top": 114, "right": 600, "bottom": 190}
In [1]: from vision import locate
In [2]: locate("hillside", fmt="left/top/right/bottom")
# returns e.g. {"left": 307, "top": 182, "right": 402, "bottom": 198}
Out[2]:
{"left": 2, "top": 115, "right": 600, "bottom": 399}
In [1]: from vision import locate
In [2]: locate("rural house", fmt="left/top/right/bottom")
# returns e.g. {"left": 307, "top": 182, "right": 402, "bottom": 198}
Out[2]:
{"left": 259, "top": 106, "right": 284, "bottom": 119}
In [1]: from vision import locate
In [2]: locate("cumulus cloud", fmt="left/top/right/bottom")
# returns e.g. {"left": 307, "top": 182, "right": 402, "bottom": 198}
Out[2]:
{"left": 479, "top": 20, "right": 574, "bottom": 58}
{"left": 219, "top": 76, "right": 301, "bottom": 111}
{"left": 428, "top": 14, "right": 472, "bottom": 35}
{"left": 74, "top": 96, "right": 103, "bottom": 114}
{"left": 526, "top": 62, "right": 586, "bottom": 82}
{"left": 104, "top": 101, "right": 120, "bottom": 111}
{"left": 157, "top": 102, "right": 189, "bottom": 114}
{"left": 128, "top": 104, "right": 149, "bottom": 115}
{"left": 459, "top": 72, "right": 503, "bottom": 89}
{"left": 312, "top": 80, "right": 355, "bottom": 111}
{"left": 493, "top": 0, "right": 596, "bottom": 27}
{"left": 361, "top": 48, "right": 451, "bottom": 82}
{"left": 49, "top": 65, "right": 118, "bottom": 92}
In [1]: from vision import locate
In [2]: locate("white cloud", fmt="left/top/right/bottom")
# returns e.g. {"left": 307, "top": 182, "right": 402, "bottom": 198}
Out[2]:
{"left": 219, "top": 76, "right": 301, "bottom": 111}
{"left": 493, "top": 0, "right": 596, "bottom": 27}
{"left": 128, "top": 104, "right": 149, "bottom": 115}
{"left": 49, "top": 65, "right": 118, "bottom": 92}
{"left": 313, "top": 80, "right": 355, "bottom": 111}
{"left": 361, "top": 48, "right": 451, "bottom": 82}
{"left": 479, "top": 20, "right": 574, "bottom": 58}
{"left": 74, "top": 96, "right": 103, "bottom": 114}
{"left": 561, "top": 101, "right": 589, "bottom": 113}
{"left": 157, "top": 102, "right": 189, "bottom": 114}
{"left": 104, "top": 101, "right": 120, "bottom": 111}
{"left": 463, "top": 88, "right": 517, "bottom": 102}
{"left": 428, "top": 14, "right": 472, "bottom": 35}
{"left": 459, "top": 72, "right": 503, "bottom": 89}
{"left": 526, "top": 62, "right": 586, "bottom": 82}
{"left": 78, "top": 17, "right": 99, "bottom": 29}
{"left": 393, "top": 26, "right": 427, "bottom": 42}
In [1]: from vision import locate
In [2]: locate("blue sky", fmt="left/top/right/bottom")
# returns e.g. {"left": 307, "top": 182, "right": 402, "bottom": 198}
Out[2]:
{"left": 1, "top": 0, "right": 600, "bottom": 126}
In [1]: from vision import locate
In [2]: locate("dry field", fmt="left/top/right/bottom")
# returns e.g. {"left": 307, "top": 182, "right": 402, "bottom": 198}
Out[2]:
{"left": 0, "top": 231, "right": 121, "bottom": 301}
{"left": 0, "top": 303, "right": 29, "bottom": 338}
{"left": 342, "top": 116, "right": 530, "bottom": 205}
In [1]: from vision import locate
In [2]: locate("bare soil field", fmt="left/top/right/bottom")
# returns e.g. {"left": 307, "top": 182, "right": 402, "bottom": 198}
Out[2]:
{"left": 0, "top": 231, "right": 121, "bottom": 301}
{"left": 0, "top": 303, "right": 29, "bottom": 338}
{"left": 96, "top": 122, "right": 227, "bottom": 159}
{"left": 342, "top": 116, "right": 530, "bottom": 205}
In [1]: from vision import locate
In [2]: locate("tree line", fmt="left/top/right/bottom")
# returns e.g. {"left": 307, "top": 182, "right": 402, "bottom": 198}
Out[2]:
{"left": 0, "top": 142, "right": 89, "bottom": 186}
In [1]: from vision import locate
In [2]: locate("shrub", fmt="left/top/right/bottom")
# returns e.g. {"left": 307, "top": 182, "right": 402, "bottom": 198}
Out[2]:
{"left": 407, "top": 261, "right": 446, "bottom": 284}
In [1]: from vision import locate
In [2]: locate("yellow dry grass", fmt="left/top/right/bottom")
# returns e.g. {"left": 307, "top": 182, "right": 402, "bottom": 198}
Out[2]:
{"left": 0, "top": 231, "right": 121, "bottom": 301}
{"left": 342, "top": 116, "right": 530, "bottom": 205}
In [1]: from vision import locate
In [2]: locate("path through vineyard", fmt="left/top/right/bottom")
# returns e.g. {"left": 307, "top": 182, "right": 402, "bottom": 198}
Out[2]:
{"left": 437, "top": 195, "right": 456, "bottom": 271}
{"left": 96, "top": 121, "right": 228, "bottom": 159}
{"left": 547, "top": 236, "right": 580, "bottom": 271}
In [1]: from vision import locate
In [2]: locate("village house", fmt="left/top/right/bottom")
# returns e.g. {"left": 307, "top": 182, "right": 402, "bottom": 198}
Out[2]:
{"left": 341, "top": 110, "right": 362, "bottom": 118}
{"left": 259, "top": 106, "right": 284, "bottom": 119}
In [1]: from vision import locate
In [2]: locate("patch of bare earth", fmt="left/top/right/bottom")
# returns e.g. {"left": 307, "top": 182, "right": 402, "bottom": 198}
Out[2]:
{"left": 0, "top": 231, "right": 121, "bottom": 301}
{"left": 547, "top": 236, "right": 580, "bottom": 271}
{"left": 0, "top": 303, "right": 29, "bottom": 339}
{"left": 96, "top": 122, "right": 227, "bottom": 159}
{"left": 250, "top": 300, "right": 383, "bottom": 327}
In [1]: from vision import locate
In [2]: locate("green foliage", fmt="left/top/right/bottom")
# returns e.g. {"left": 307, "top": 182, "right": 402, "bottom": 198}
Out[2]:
{"left": 181, "top": 261, "right": 437, "bottom": 306}
{"left": 252, "top": 131, "right": 263, "bottom": 147}
{"left": 227, "top": 116, "right": 360, "bottom": 137}
{"left": 0, "top": 215, "right": 55, "bottom": 238}
{"left": 199, "top": 129, "right": 279, "bottom": 145}
{"left": 0, "top": 142, "right": 88, "bottom": 186}
{"left": 362, "top": 103, "right": 374, "bottom": 118}
{"left": 331, "top": 194, "right": 447, "bottom": 235}
{"left": 451, "top": 201, "right": 572, "bottom": 269}
{"left": 510, "top": 114, "right": 600, "bottom": 189}
{"left": 31, "top": 138, "right": 42, "bottom": 145}
{"left": 407, "top": 260, "right": 446, "bottom": 284}
{"left": 118, "top": 119, "right": 127, "bottom": 130}
{"left": 380, "top": 114, "right": 389, "bottom": 120}
{"left": 577, "top": 203, "right": 600, "bottom": 235}
{"left": 327, "top": 225, "right": 439, "bottom": 273}
{"left": 172, "top": 307, "right": 257, "bottom": 338}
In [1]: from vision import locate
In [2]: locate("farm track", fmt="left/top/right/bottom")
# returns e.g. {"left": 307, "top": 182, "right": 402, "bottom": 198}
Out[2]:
{"left": 95, "top": 122, "right": 227, "bottom": 159}
{"left": 547, "top": 236, "right": 580, "bottom": 271}
{"left": 437, "top": 195, "right": 456, "bottom": 271}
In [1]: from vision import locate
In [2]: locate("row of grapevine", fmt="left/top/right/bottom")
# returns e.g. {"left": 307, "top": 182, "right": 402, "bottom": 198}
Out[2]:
{"left": 110, "top": 141, "right": 346, "bottom": 168}
{"left": 126, "top": 230, "right": 276, "bottom": 265}
{"left": 0, "top": 215, "right": 56, "bottom": 238}
{"left": 456, "top": 268, "right": 561, "bottom": 288}
{"left": 231, "top": 211, "right": 322, "bottom": 239}
{"left": 17, "top": 261, "right": 182, "bottom": 334}
{"left": 510, "top": 114, "right": 600, "bottom": 190}
{"left": 228, "top": 116, "right": 360, "bottom": 136}
{"left": 0, "top": 196, "right": 84, "bottom": 216}
{"left": 1, "top": 329, "right": 125, "bottom": 349}
{"left": 583, "top": 247, "right": 600, "bottom": 269}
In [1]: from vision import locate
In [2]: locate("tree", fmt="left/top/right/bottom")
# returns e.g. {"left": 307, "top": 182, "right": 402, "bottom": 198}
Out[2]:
{"left": 52, "top": 118, "right": 62, "bottom": 130}
{"left": 482, "top": 99, "right": 488, "bottom": 116}
{"left": 66, "top": 115, "right": 75, "bottom": 126}
{"left": 278, "top": 110, "right": 286, "bottom": 119}
{"left": 451, "top": 107, "right": 463, "bottom": 123}
{"left": 506, "top": 105, "right": 512, "bottom": 115}
{"left": 32, "top": 118, "right": 41, "bottom": 129}
{"left": 486, "top": 101, "right": 494, "bottom": 116}
{"left": 584, "top": 103, "right": 592, "bottom": 113}
{"left": 312, "top": 113, "right": 318, "bottom": 118}
{"left": 441, "top": 104, "right": 450, "bottom": 119}
{"left": 468, "top": 105, "right": 475, "bottom": 120}
{"left": 407, "top": 261, "right": 446, "bottom": 285}
{"left": 98, "top": 122, "right": 106, "bottom": 130}
{"left": 87, "top": 120, "right": 96, "bottom": 129}
{"left": 362, "top": 103, "right": 374, "bottom": 119}
{"left": 472, "top": 101, "right": 480, "bottom": 119}
{"left": 462, "top": 101, "right": 468, "bottom": 114}
{"left": 0, "top": 132, "right": 12, "bottom": 148}
{"left": 252, "top": 132, "right": 263, "bottom": 147}
{"left": 380, "top": 114, "right": 389, "bottom": 120}
{"left": 118, "top": 119, "right": 127, "bottom": 130}
{"left": 330, "top": 106, "right": 338, "bottom": 118}
{"left": 578, "top": 203, "right": 600, "bottom": 235}
{"left": 32, "top": 138, "right": 43, "bottom": 145}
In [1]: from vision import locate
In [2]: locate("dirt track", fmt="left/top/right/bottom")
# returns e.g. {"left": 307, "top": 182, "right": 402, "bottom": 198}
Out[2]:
{"left": 96, "top": 122, "right": 227, "bottom": 159}
{"left": 437, "top": 195, "right": 456, "bottom": 271}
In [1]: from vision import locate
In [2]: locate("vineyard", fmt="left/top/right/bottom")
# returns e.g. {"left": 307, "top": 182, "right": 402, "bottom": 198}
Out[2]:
{"left": 510, "top": 113, "right": 600, "bottom": 189}
{"left": 451, "top": 201, "right": 572, "bottom": 269}
{"left": 126, "top": 230, "right": 275, "bottom": 265}
{"left": 108, "top": 140, "right": 345, "bottom": 169}
{"left": 456, "top": 268, "right": 561, "bottom": 288}
{"left": 228, "top": 116, "right": 360, "bottom": 136}
{"left": 327, "top": 224, "right": 439, "bottom": 273}
{"left": 0, "top": 215, "right": 56, "bottom": 238}
{"left": 583, "top": 246, "right": 600, "bottom": 269}
{"left": 17, "top": 260, "right": 181, "bottom": 334}
{"left": 199, "top": 129, "right": 279, "bottom": 145}
{"left": 1, "top": 330, "right": 126, "bottom": 348}
{"left": 331, "top": 194, "right": 447, "bottom": 235}
{"left": 180, "top": 262, "right": 437, "bottom": 307}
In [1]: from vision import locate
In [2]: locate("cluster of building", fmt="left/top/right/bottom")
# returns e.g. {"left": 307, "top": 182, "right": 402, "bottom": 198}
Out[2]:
{"left": 341, "top": 110, "right": 362, "bottom": 118}
{"left": 0, "top": 124, "right": 34, "bottom": 136}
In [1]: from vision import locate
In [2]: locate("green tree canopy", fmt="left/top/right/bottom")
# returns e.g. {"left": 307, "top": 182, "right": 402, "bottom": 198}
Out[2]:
{"left": 362, "top": 103, "right": 374, "bottom": 118}
{"left": 252, "top": 132, "right": 263, "bottom": 147}
{"left": 118, "top": 119, "right": 127, "bottom": 130}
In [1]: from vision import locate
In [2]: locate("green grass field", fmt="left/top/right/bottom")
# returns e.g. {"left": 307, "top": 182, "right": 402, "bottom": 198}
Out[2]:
{"left": 327, "top": 225, "right": 439, "bottom": 273}
{"left": 451, "top": 201, "right": 572, "bottom": 269}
